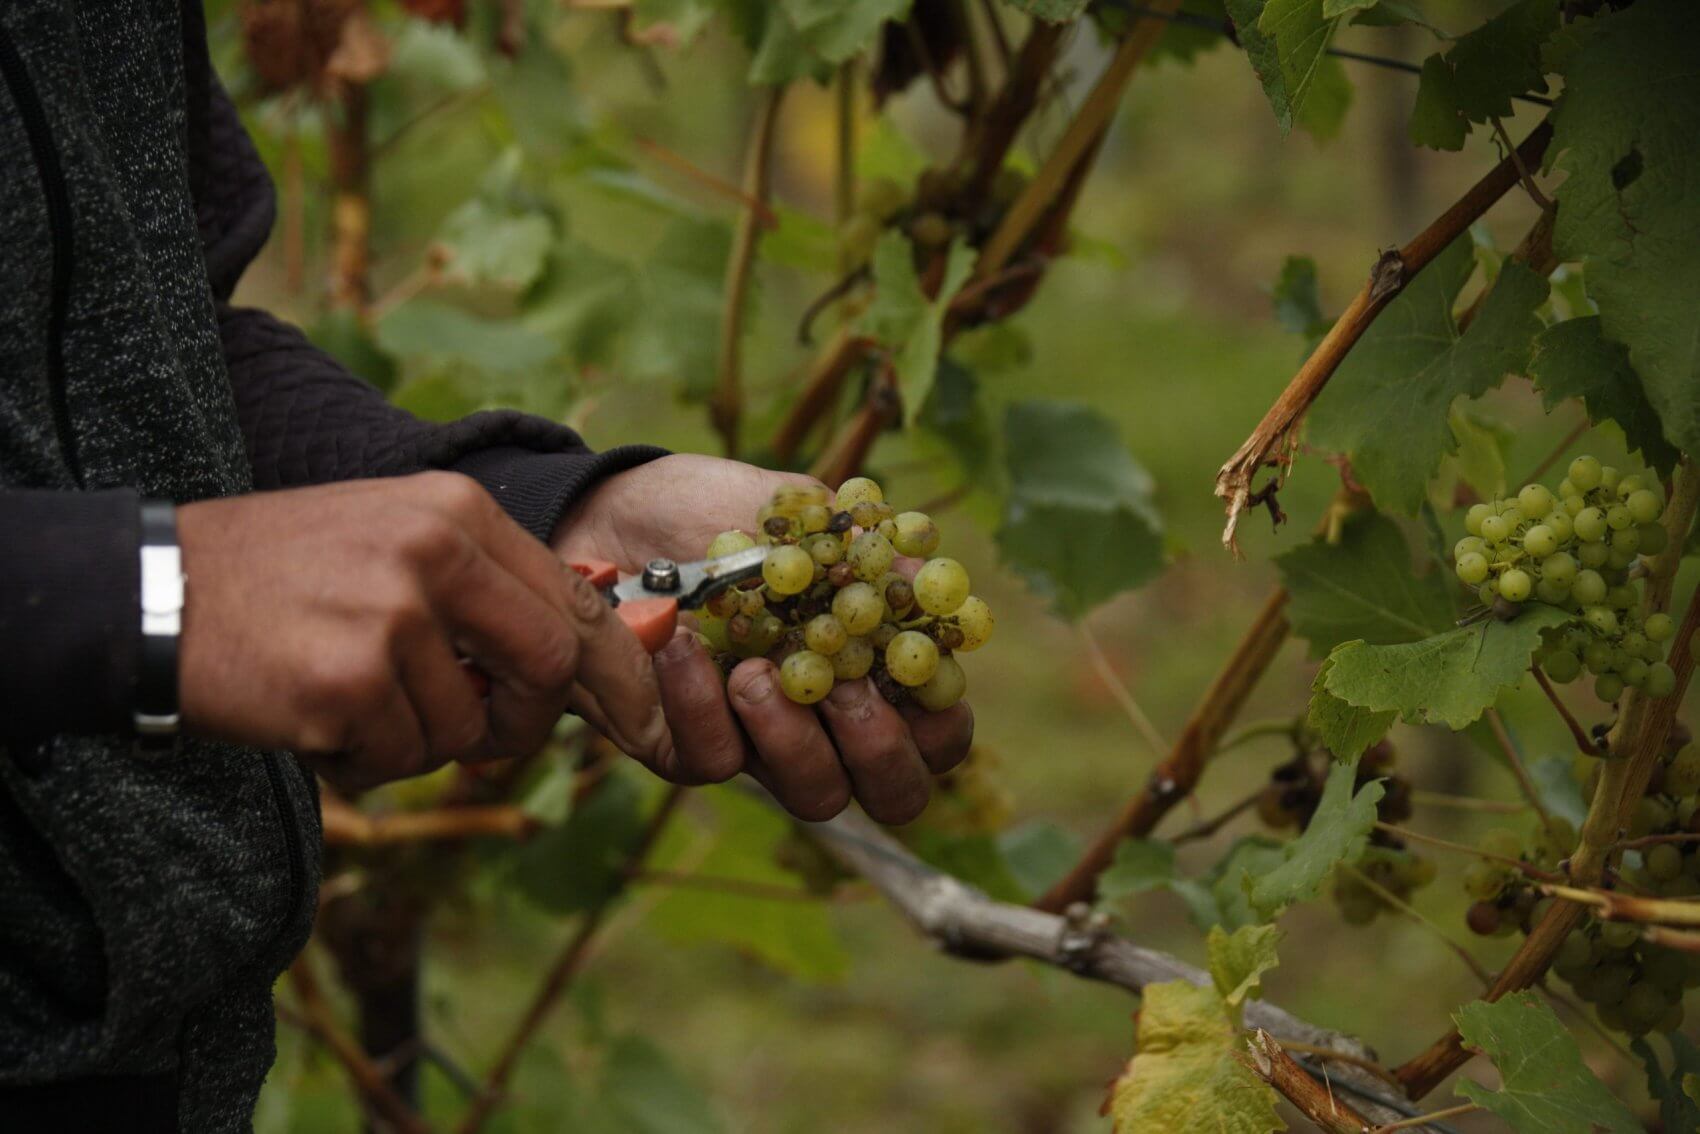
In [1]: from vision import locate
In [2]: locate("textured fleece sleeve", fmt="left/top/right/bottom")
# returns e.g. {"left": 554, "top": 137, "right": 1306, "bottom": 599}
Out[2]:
{"left": 189, "top": 48, "right": 665, "bottom": 540}
{"left": 0, "top": 489, "right": 140, "bottom": 741}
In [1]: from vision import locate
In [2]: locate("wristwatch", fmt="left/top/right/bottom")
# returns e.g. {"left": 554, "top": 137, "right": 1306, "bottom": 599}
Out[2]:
{"left": 135, "top": 500, "right": 184, "bottom": 737}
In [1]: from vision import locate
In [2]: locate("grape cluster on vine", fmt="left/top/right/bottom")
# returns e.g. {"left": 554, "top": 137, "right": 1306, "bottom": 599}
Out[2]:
{"left": 694, "top": 476, "right": 991, "bottom": 709}
{"left": 838, "top": 165, "right": 1030, "bottom": 271}
{"left": 1463, "top": 736, "right": 1700, "bottom": 1036}
{"left": 1257, "top": 740, "right": 1435, "bottom": 924}
{"left": 1453, "top": 455, "right": 1677, "bottom": 701}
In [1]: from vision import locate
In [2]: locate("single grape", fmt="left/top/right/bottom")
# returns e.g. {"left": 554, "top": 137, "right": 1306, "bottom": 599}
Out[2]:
{"left": 1638, "top": 523, "right": 1669, "bottom": 555}
{"left": 1595, "top": 673, "right": 1626, "bottom": 702}
{"left": 1542, "top": 552, "right": 1578, "bottom": 586}
{"left": 1499, "top": 568, "right": 1532, "bottom": 603}
{"left": 1536, "top": 578, "right": 1571, "bottom": 605}
{"left": 1516, "top": 483, "right": 1554, "bottom": 518}
{"left": 737, "top": 588, "right": 767, "bottom": 617}
{"left": 834, "top": 476, "right": 883, "bottom": 511}
{"left": 1545, "top": 511, "right": 1575, "bottom": 544}
{"left": 1578, "top": 541, "right": 1611, "bottom": 569}
{"left": 1574, "top": 507, "right": 1607, "bottom": 542}
{"left": 1480, "top": 828, "right": 1523, "bottom": 860}
{"left": 1606, "top": 546, "right": 1638, "bottom": 571}
{"left": 1620, "top": 631, "right": 1650, "bottom": 657}
{"left": 891, "top": 511, "right": 941, "bottom": 558}
{"left": 804, "top": 613, "right": 848, "bottom": 656}
{"left": 912, "top": 653, "right": 966, "bottom": 711}
{"left": 1647, "top": 843, "right": 1685, "bottom": 882}
{"left": 1592, "top": 960, "right": 1635, "bottom": 1003}
{"left": 1646, "top": 662, "right": 1677, "bottom": 699}
{"left": 826, "top": 562, "right": 855, "bottom": 589}
{"left": 860, "top": 176, "right": 909, "bottom": 221}
{"left": 1600, "top": 465, "right": 1622, "bottom": 493}
{"left": 832, "top": 582, "right": 885, "bottom": 635}
{"left": 849, "top": 501, "right": 884, "bottom": 529}
{"left": 1658, "top": 1002, "right": 1686, "bottom": 1034}
{"left": 1584, "top": 641, "right": 1615, "bottom": 675}
{"left": 745, "top": 612, "right": 785, "bottom": 656}
{"left": 1455, "top": 536, "right": 1488, "bottom": 560}
{"left": 1607, "top": 584, "right": 1640, "bottom": 611}
{"left": 1627, "top": 488, "right": 1663, "bottom": 525}
{"left": 1462, "top": 861, "right": 1509, "bottom": 901}
{"left": 914, "top": 558, "right": 971, "bottom": 616}
{"left": 1465, "top": 503, "right": 1494, "bottom": 536}
{"left": 708, "top": 529, "right": 757, "bottom": 558}
{"left": 876, "top": 517, "right": 898, "bottom": 542}
{"left": 779, "top": 650, "right": 836, "bottom": 704}
{"left": 847, "top": 530, "right": 897, "bottom": 583}
{"left": 1622, "top": 658, "right": 1651, "bottom": 689}
{"left": 799, "top": 504, "right": 831, "bottom": 534}
{"left": 1465, "top": 901, "right": 1502, "bottom": 936}
{"left": 1610, "top": 526, "right": 1641, "bottom": 555}
{"left": 885, "top": 630, "right": 941, "bottom": 687}
{"left": 1646, "top": 613, "right": 1676, "bottom": 642}
{"left": 1498, "top": 504, "right": 1526, "bottom": 528}
{"left": 1544, "top": 649, "right": 1582, "bottom": 683}
{"left": 1478, "top": 581, "right": 1499, "bottom": 604}
{"left": 1606, "top": 503, "right": 1634, "bottom": 531}
{"left": 1585, "top": 606, "right": 1620, "bottom": 635}
{"left": 1624, "top": 981, "right": 1667, "bottom": 1033}
{"left": 803, "top": 532, "right": 844, "bottom": 566}
{"left": 1643, "top": 947, "right": 1689, "bottom": 993}
{"left": 1569, "top": 456, "right": 1603, "bottom": 491}
{"left": 909, "top": 211, "right": 952, "bottom": 248}
{"left": 1479, "top": 514, "right": 1511, "bottom": 544}
{"left": 953, "top": 596, "right": 994, "bottom": 652}
{"left": 868, "top": 622, "right": 898, "bottom": 650}
{"left": 1554, "top": 930, "right": 1593, "bottom": 975}
{"left": 1455, "top": 552, "right": 1490, "bottom": 585}
{"left": 874, "top": 575, "right": 911, "bottom": 621}
{"left": 1523, "top": 524, "right": 1558, "bottom": 557}
{"left": 831, "top": 635, "right": 874, "bottom": 680}
{"left": 763, "top": 544, "right": 815, "bottom": 596}
{"left": 838, "top": 213, "right": 881, "bottom": 265}
{"left": 828, "top": 510, "right": 854, "bottom": 534}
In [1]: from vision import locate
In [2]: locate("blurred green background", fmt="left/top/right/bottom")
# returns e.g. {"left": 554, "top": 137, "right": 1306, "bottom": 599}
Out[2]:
{"left": 213, "top": 2, "right": 1697, "bottom": 1129}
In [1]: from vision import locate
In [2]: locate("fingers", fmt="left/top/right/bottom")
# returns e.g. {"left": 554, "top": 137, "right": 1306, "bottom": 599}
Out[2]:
{"left": 902, "top": 700, "right": 975, "bottom": 774}
{"left": 651, "top": 629, "right": 748, "bottom": 784}
{"left": 727, "top": 660, "right": 850, "bottom": 822}
{"left": 816, "top": 679, "right": 931, "bottom": 824}
{"left": 394, "top": 632, "right": 490, "bottom": 764}
{"left": 552, "top": 568, "right": 669, "bottom": 759}
{"left": 336, "top": 682, "right": 428, "bottom": 793}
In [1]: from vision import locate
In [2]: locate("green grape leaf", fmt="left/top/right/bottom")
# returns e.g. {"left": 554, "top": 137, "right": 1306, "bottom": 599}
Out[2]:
{"left": 1246, "top": 761, "right": 1382, "bottom": 921}
{"left": 433, "top": 151, "right": 555, "bottom": 291}
{"left": 1551, "top": 0, "right": 1700, "bottom": 461}
{"left": 1321, "top": 604, "right": 1575, "bottom": 731}
{"left": 1445, "top": 0, "right": 1557, "bottom": 122}
{"left": 903, "top": 829, "right": 1027, "bottom": 903}
{"left": 997, "top": 400, "right": 1166, "bottom": 618}
{"left": 1530, "top": 320, "right": 1682, "bottom": 476}
{"left": 1229, "top": 0, "right": 1348, "bottom": 137}
{"left": 1207, "top": 924, "right": 1282, "bottom": 1012}
{"left": 860, "top": 231, "right": 978, "bottom": 424}
{"left": 511, "top": 771, "right": 646, "bottom": 915}
{"left": 1270, "top": 255, "right": 1330, "bottom": 344}
{"left": 1307, "top": 241, "right": 1548, "bottom": 515}
{"left": 1529, "top": 756, "right": 1589, "bottom": 828}
{"left": 1307, "top": 656, "right": 1394, "bottom": 760}
{"left": 1276, "top": 511, "right": 1455, "bottom": 658}
{"left": 1320, "top": 0, "right": 1375, "bottom": 15}
{"left": 1440, "top": 406, "right": 1513, "bottom": 506}
{"left": 749, "top": 0, "right": 915, "bottom": 84}
{"left": 1633, "top": 1035, "right": 1700, "bottom": 1134}
{"left": 646, "top": 788, "right": 848, "bottom": 981}
{"left": 1105, "top": 981, "right": 1284, "bottom": 1134}
{"left": 1000, "top": 0, "right": 1090, "bottom": 21}
{"left": 388, "top": 17, "right": 487, "bottom": 91}
{"left": 759, "top": 205, "right": 840, "bottom": 274}
{"left": 1454, "top": 992, "right": 1641, "bottom": 1133}
{"left": 998, "top": 821, "right": 1082, "bottom": 901}
{"left": 520, "top": 754, "right": 579, "bottom": 826}
{"left": 377, "top": 299, "right": 558, "bottom": 375}
{"left": 1409, "top": 55, "right": 1469, "bottom": 151}
{"left": 1099, "top": 838, "right": 1178, "bottom": 902}
{"left": 599, "top": 1035, "right": 729, "bottom": 1134}
{"left": 917, "top": 358, "right": 1000, "bottom": 483}
{"left": 1144, "top": 0, "right": 1232, "bottom": 66}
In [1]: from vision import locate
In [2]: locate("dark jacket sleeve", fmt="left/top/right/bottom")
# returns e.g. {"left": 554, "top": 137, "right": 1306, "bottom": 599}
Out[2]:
{"left": 190, "top": 54, "right": 664, "bottom": 539}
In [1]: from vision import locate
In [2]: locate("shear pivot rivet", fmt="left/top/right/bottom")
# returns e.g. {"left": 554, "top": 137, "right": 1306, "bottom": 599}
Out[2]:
{"left": 643, "top": 558, "right": 681, "bottom": 592}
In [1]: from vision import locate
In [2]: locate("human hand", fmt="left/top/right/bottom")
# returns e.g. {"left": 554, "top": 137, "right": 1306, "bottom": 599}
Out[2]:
{"left": 553, "top": 454, "right": 974, "bottom": 824}
{"left": 178, "top": 473, "right": 668, "bottom": 792}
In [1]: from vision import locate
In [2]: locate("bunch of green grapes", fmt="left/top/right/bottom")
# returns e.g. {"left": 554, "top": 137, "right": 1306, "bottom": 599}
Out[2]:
{"left": 1254, "top": 741, "right": 1434, "bottom": 924}
{"left": 1463, "top": 744, "right": 1700, "bottom": 1035}
{"left": 694, "top": 476, "right": 992, "bottom": 710}
{"left": 838, "top": 165, "right": 1029, "bottom": 270}
{"left": 1452, "top": 455, "right": 1678, "bottom": 701}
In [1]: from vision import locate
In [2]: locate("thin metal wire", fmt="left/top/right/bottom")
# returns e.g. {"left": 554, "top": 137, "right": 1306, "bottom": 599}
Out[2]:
{"left": 1116, "top": 3, "right": 1555, "bottom": 108}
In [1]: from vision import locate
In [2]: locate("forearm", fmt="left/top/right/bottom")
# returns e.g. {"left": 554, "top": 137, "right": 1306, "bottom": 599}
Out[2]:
{"left": 0, "top": 489, "right": 141, "bottom": 740}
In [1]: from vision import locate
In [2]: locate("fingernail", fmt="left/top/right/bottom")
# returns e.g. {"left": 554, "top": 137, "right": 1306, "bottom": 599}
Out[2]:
{"left": 826, "top": 679, "right": 875, "bottom": 721}
{"left": 656, "top": 632, "right": 695, "bottom": 666}
{"left": 735, "top": 670, "right": 775, "bottom": 704}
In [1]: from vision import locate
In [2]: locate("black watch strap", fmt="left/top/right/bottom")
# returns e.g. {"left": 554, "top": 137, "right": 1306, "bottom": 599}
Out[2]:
{"left": 135, "top": 500, "right": 183, "bottom": 737}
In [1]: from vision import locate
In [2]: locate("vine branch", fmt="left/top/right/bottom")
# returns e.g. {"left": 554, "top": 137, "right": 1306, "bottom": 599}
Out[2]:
{"left": 1243, "top": 1030, "right": 1372, "bottom": 1134}
{"left": 288, "top": 955, "right": 430, "bottom": 1134}
{"left": 1213, "top": 121, "right": 1553, "bottom": 554}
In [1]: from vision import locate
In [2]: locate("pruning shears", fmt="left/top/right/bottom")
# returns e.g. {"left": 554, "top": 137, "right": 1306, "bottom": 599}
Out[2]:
{"left": 463, "top": 546, "right": 767, "bottom": 694}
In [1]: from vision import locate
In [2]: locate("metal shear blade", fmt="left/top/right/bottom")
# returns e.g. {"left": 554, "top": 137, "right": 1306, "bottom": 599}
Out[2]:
{"left": 609, "top": 545, "right": 768, "bottom": 610}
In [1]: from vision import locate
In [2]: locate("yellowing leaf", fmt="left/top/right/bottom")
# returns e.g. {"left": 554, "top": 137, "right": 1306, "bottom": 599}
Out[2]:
{"left": 1107, "top": 982, "right": 1284, "bottom": 1134}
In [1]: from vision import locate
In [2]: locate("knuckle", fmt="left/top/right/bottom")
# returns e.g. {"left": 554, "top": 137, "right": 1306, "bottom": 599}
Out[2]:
{"left": 394, "top": 509, "right": 466, "bottom": 570}
{"left": 561, "top": 570, "right": 610, "bottom": 624}
{"left": 420, "top": 470, "right": 491, "bottom": 518}
{"left": 522, "top": 628, "right": 580, "bottom": 695}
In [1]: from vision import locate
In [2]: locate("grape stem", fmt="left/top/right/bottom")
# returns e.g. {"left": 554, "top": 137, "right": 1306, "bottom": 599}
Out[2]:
{"left": 1076, "top": 620, "right": 1168, "bottom": 756}
{"left": 1371, "top": 1103, "right": 1482, "bottom": 1134}
{"left": 1409, "top": 790, "right": 1527, "bottom": 814}
{"left": 1373, "top": 822, "right": 1565, "bottom": 884}
{"left": 288, "top": 954, "right": 430, "bottom": 1134}
{"left": 1538, "top": 882, "right": 1700, "bottom": 928}
{"left": 1531, "top": 668, "right": 1602, "bottom": 755}
{"left": 1640, "top": 926, "right": 1700, "bottom": 953}
{"left": 1612, "top": 831, "right": 1700, "bottom": 854}
{"left": 1168, "top": 787, "right": 1263, "bottom": 845}
{"left": 1483, "top": 708, "right": 1557, "bottom": 830}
